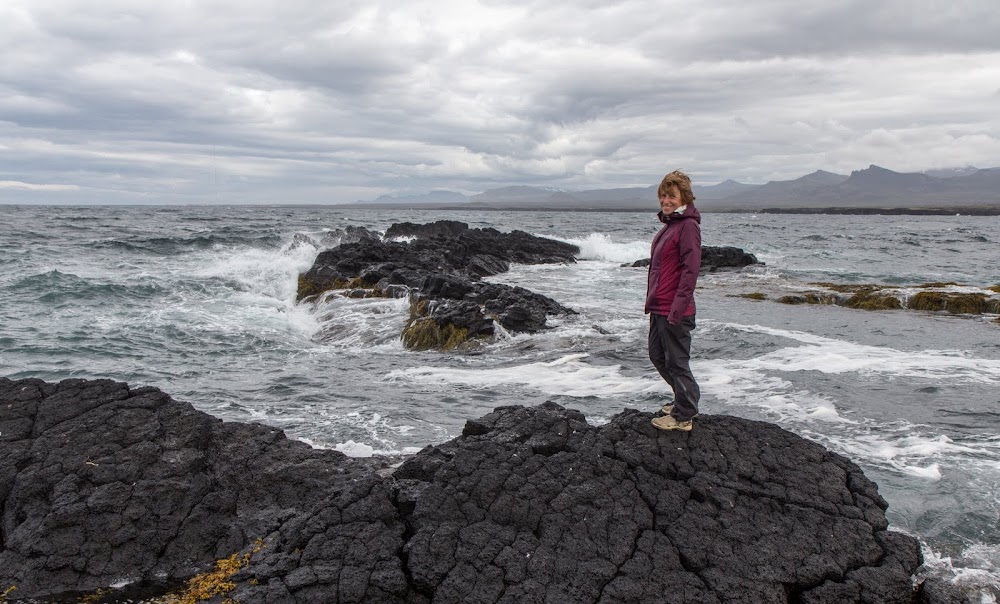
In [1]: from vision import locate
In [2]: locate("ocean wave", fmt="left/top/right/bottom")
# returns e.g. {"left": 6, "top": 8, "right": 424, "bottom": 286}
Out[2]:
{"left": 541, "top": 232, "right": 650, "bottom": 263}
{"left": 720, "top": 322, "right": 1000, "bottom": 383}
{"left": 386, "top": 353, "right": 660, "bottom": 398}
{"left": 6, "top": 270, "right": 166, "bottom": 304}
{"left": 89, "top": 233, "right": 284, "bottom": 255}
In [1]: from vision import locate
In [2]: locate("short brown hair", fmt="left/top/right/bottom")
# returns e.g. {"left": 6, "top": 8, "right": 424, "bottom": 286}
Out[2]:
{"left": 657, "top": 170, "right": 695, "bottom": 206}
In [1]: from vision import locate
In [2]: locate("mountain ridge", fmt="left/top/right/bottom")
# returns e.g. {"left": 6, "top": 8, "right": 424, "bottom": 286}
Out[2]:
{"left": 351, "top": 165, "right": 1000, "bottom": 212}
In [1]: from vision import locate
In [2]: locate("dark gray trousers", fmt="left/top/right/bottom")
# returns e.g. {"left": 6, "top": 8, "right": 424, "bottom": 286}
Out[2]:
{"left": 648, "top": 314, "right": 700, "bottom": 421}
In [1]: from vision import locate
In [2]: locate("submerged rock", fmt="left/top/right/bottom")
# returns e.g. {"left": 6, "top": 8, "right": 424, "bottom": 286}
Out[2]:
{"left": 760, "top": 282, "right": 1000, "bottom": 318}
{"left": 0, "top": 378, "right": 945, "bottom": 603}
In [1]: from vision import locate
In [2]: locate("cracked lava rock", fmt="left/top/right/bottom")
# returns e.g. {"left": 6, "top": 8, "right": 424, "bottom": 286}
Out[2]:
{"left": 1, "top": 378, "right": 924, "bottom": 603}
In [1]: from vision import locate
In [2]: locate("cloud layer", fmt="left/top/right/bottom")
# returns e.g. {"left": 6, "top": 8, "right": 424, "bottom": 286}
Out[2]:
{"left": 2, "top": 0, "right": 999, "bottom": 203}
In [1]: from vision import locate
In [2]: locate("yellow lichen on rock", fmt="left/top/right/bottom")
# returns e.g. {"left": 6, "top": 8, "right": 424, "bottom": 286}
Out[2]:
{"left": 401, "top": 318, "right": 469, "bottom": 351}
{"left": 159, "top": 538, "right": 265, "bottom": 604}
{"left": 1, "top": 585, "right": 16, "bottom": 602}
{"left": 296, "top": 275, "right": 324, "bottom": 301}
{"left": 401, "top": 297, "right": 474, "bottom": 350}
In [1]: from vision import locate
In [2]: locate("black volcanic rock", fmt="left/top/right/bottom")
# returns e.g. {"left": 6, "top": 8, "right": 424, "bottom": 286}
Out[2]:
{"left": 0, "top": 378, "right": 388, "bottom": 601}
{"left": 297, "top": 222, "right": 579, "bottom": 350}
{"left": 384, "top": 220, "right": 470, "bottom": 239}
{"left": 299, "top": 223, "right": 578, "bottom": 295}
{"left": 627, "top": 245, "right": 761, "bottom": 271}
{"left": 700, "top": 245, "right": 761, "bottom": 271}
{"left": 1, "top": 378, "right": 936, "bottom": 603}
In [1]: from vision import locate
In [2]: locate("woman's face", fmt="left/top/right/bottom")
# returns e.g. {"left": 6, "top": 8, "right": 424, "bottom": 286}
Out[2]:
{"left": 659, "top": 185, "right": 683, "bottom": 213}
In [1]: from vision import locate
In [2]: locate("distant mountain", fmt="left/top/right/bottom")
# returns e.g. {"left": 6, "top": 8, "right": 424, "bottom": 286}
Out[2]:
{"left": 363, "top": 190, "right": 469, "bottom": 205}
{"left": 469, "top": 186, "right": 564, "bottom": 205}
{"left": 707, "top": 170, "right": 848, "bottom": 206}
{"left": 705, "top": 165, "right": 1000, "bottom": 210}
{"left": 352, "top": 165, "right": 1000, "bottom": 212}
{"left": 573, "top": 185, "right": 656, "bottom": 204}
{"left": 697, "top": 179, "right": 762, "bottom": 200}
{"left": 798, "top": 170, "right": 850, "bottom": 186}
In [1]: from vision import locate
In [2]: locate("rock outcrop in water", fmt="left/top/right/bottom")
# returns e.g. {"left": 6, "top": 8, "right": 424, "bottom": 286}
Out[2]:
{"left": 297, "top": 221, "right": 580, "bottom": 350}
{"left": 627, "top": 246, "right": 761, "bottom": 272}
{"left": 1, "top": 377, "right": 957, "bottom": 603}
{"left": 299, "top": 221, "right": 763, "bottom": 350}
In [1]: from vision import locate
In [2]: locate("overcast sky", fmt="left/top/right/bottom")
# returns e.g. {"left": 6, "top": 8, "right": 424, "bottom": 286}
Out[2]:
{"left": 2, "top": 0, "right": 999, "bottom": 204}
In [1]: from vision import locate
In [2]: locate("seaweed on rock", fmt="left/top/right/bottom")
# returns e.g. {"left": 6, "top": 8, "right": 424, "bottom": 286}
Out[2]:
{"left": 908, "top": 292, "right": 1000, "bottom": 314}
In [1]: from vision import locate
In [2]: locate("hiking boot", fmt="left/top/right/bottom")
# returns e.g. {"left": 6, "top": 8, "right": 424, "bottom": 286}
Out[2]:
{"left": 660, "top": 404, "right": 673, "bottom": 415}
{"left": 651, "top": 415, "right": 693, "bottom": 431}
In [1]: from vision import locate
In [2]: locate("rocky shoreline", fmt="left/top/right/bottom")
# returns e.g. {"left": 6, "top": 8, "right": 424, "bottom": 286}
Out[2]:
{"left": 0, "top": 378, "right": 974, "bottom": 603}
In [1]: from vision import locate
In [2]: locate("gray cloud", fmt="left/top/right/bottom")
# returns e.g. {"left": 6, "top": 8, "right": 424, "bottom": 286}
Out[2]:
{"left": 1, "top": 0, "right": 998, "bottom": 203}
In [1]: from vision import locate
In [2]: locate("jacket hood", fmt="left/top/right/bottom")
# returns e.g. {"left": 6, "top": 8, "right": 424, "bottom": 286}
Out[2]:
{"left": 658, "top": 204, "right": 701, "bottom": 225}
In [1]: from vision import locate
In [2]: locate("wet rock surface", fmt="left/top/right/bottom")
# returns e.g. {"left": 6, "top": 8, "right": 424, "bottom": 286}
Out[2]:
{"left": 299, "top": 222, "right": 580, "bottom": 297}
{"left": 1, "top": 378, "right": 946, "bottom": 603}
{"left": 627, "top": 246, "right": 761, "bottom": 271}
{"left": 297, "top": 221, "right": 580, "bottom": 349}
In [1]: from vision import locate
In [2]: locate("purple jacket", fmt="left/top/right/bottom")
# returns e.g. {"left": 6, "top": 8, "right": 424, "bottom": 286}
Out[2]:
{"left": 644, "top": 205, "right": 702, "bottom": 322}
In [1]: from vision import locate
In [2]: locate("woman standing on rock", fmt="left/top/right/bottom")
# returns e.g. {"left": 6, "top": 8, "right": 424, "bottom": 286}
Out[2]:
{"left": 646, "top": 170, "right": 702, "bottom": 431}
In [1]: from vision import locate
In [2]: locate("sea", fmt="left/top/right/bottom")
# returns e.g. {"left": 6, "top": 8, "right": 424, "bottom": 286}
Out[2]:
{"left": 1, "top": 204, "right": 998, "bottom": 600}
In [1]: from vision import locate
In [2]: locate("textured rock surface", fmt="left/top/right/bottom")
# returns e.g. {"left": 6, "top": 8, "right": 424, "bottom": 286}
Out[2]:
{"left": 0, "top": 378, "right": 388, "bottom": 601}
{"left": 2, "top": 378, "right": 930, "bottom": 603}
{"left": 297, "top": 222, "right": 580, "bottom": 349}
{"left": 299, "top": 222, "right": 580, "bottom": 298}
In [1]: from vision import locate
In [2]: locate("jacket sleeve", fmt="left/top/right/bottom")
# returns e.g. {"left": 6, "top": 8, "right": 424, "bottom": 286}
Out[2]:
{"left": 668, "top": 221, "right": 701, "bottom": 323}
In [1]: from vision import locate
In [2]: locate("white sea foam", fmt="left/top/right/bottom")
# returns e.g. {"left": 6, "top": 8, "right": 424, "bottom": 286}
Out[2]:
{"left": 157, "top": 234, "right": 327, "bottom": 341}
{"left": 698, "top": 360, "right": 847, "bottom": 423}
{"left": 285, "top": 408, "right": 445, "bottom": 457}
{"left": 386, "top": 353, "right": 660, "bottom": 398}
{"left": 188, "top": 236, "right": 319, "bottom": 303}
{"left": 544, "top": 232, "right": 650, "bottom": 263}
{"left": 311, "top": 295, "right": 410, "bottom": 349}
{"left": 700, "top": 351, "right": 1000, "bottom": 479}
{"left": 335, "top": 440, "right": 376, "bottom": 456}
{"left": 921, "top": 542, "right": 1000, "bottom": 601}
{"left": 721, "top": 322, "right": 1000, "bottom": 383}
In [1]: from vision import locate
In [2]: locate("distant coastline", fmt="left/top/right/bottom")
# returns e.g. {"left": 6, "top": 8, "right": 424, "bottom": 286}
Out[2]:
{"left": 348, "top": 203, "right": 1000, "bottom": 215}
{"left": 732, "top": 206, "right": 1000, "bottom": 216}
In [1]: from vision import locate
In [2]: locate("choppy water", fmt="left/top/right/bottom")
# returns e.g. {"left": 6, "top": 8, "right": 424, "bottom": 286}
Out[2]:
{"left": 1, "top": 205, "right": 999, "bottom": 599}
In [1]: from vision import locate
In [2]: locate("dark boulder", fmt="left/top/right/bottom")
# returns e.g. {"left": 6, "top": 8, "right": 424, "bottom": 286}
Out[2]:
{"left": 627, "top": 245, "right": 761, "bottom": 271}
{"left": 701, "top": 245, "right": 760, "bottom": 271}
{"left": 1, "top": 378, "right": 934, "bottom": 603}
